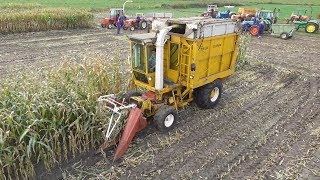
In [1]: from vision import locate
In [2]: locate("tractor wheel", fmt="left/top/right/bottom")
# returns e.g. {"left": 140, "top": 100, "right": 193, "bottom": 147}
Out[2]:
{"left": 107, "top": 23, "right": 113, "bottom": 29}
{"left": 249, "top": 25, "right": 259, "bottom": 36}
{"left": 193, "top": 79, "right": 223, "bottom": 109}
{"left": 101, "top": 24, "right": 107, "bottom": 28}
{"left": 229, "top": 13, "right": 236, "bottom": 18}
{"left": 122, "top": 91, "right": 142, "bottom": 104}
{"left": 139, "top": 20, "right": 147, "bottom": 29}
{"left": 130, "top": 26, "right": 135, "bottom": 31}
{"left": 305, "top": 22, "right": 319, "bottom": 33}
{"left": 154, "top": 105, "right": 178, "bottom": 132}
{"left": 280, "top": 32, "right": 289, "bottom": 40}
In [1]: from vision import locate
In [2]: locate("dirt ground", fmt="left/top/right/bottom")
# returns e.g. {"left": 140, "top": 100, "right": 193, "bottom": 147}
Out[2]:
{"left": 1, "top": 26, "right": 319, "bottom": 179}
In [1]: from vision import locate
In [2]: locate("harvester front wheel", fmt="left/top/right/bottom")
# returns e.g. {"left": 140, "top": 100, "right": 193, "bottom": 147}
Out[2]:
{"left": 194, "top": 79, "right": 222, "bottom": 109}
{"left": 154, "top": 105, "right": 178, "bottom": 132}
{"left": 122, "top": 91, "right": 142, "bottom": 104}
{"left": 305, "top": 22, "right": 319, "bottom": 33}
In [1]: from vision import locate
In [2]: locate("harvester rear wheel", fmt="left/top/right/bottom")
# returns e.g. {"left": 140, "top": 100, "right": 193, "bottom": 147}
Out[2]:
{"left": 122, "top": 91, "right": 142, "bottom": 104}
{"left": 154, "top": 105, "right": 177, "bottom": 132}
{"left": 101, "top": 24, "right": 107, "bottom": 28}
{"left": 305, "top": 22, "right": 319, "bottom": 33}
{"left": 249, "top": 25, "right": 259, "bottom": 36}
{"left": 193, "top": 79, "right": 222, "bottom": 109}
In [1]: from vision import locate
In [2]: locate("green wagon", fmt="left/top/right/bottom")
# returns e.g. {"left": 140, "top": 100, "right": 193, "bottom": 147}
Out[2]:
{"left": 270, "top": 24, "right": 295, "bottom": 39}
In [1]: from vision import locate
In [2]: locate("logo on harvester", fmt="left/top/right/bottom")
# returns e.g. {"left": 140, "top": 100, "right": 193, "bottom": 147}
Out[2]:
{"left": 212, "top": 44, "right": 222, "bottom": 48}
{"left": 199, "top": 46, "right": 208, "bottom": 51}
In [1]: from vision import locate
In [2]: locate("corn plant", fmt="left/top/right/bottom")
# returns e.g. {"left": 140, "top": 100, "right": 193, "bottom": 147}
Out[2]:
{"left": 0, "top": 56, "right": 130, "bottom": 179}
{"left": 0, "top": 6, "right": 94, "bottom": 34}
{"left": 236, "top": 33, "right": 251, "bottom": 70}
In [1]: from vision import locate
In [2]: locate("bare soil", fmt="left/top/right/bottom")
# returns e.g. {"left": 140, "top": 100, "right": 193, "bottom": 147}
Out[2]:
{"left": 0, "top": 27, "right": 319, "bottom": 179}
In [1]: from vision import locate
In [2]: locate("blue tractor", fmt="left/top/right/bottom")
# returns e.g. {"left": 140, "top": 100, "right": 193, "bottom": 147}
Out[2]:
{"left": 216, "top": 6, "right": 236, "bottom": 19}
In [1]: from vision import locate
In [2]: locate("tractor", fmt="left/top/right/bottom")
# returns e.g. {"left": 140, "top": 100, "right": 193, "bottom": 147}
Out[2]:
{"left": 201, "top": 4, "right": 219, "bottom": 17}
{"left": 216, "top": 6, "right": 236, "bottom": 19}
{"left": 123, "top": 13, "right": 148, "bottom": 31}
{"left": 101, "top": 8, "right": 125, "bottom": 29}
{"left": 287, "top": 10, "right": 310, "bottom": 23}
{"left": 293, "top": 20, "right": 319, "bottom": 33}
{"left": 98, "top": 17, "right": 240, "bottom": 160}
{"left": 242, "top": 9, "right": 280, "bottom": 36}
{"left": 289, "top": 7, "right": 319, "bottom": 33}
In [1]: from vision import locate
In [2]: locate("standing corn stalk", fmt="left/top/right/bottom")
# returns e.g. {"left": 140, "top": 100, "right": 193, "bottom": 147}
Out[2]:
{"left": 0, "top": 57, "right": 130, "bottom": 179}
{"left": 0, "top": 6, "right": 94, "bottom": 34}
{"left": 236, "top": 34, "right": 251, "bottom": 69}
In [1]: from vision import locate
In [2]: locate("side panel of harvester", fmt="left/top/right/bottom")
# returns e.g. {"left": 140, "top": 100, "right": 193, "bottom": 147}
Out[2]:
{"left": 164, "top": 22, "right": 239, "bottom": 89}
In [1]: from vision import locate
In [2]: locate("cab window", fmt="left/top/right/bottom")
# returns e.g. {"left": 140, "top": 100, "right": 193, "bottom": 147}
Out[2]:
{"left": 147, "top": 46, "right": 156, "bottom": 73}
{"left": 132, "top": 43, "right": 145, "bottom": 72}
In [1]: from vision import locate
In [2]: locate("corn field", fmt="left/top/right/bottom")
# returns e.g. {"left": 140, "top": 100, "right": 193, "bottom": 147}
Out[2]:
{"left": 0, "top": 5, "right": 94, "bottom": 34}
{"left": 0, "top": 57, "right": 130, "bottom": 179}
{"left": 236, "top": 34, "right": 251, "bottom": 70}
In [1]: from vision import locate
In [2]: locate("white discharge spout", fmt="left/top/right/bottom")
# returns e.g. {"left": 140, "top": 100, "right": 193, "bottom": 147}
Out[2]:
{"left": 155, "top": 26, "right": 174, "bottom": 90}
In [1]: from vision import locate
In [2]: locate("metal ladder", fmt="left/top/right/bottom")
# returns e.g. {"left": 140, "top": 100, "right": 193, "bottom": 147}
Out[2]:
{"left": 180, "top": 44, "right": 191, "bottom": 87}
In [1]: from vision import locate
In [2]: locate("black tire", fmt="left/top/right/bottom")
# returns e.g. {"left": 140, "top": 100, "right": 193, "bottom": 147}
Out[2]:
{"left": 139, "top": 20, "right": 147, "bottom": 29}
{"left": 154, "top": 105, "right": 178, "bottom": 132}
{"left": 122, "top": 91, "right": 141, "bottom": 104}
{"left": 280, "top": 32, "right": 289, "bottom": 40}
{"left": 101, "top": 24, "right": 107, "bottom": 28}
{"left": 193, "top": 79, "right": 223, "bottom": 109}
{"left": 305, "top": 22, "right": 319, "bottom": 33}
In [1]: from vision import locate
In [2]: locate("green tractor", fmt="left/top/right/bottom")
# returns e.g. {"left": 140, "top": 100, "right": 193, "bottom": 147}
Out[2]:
{"left": 293, "top": 20, "right": 319, "bottom": 33}
{"left": 291, "top": 6, "right": 319, "bottom": 33}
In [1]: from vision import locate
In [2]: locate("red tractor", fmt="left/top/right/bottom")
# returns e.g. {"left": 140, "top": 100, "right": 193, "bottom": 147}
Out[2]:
{"left": 101, "top": 8, "right": 125, "bottom": 29}
{"left": 123, "top": 13, "right": 148, "bottom": 31}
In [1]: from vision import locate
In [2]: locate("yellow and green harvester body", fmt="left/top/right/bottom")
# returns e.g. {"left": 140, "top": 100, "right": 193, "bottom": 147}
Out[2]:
{"left": 99, "top": 17, "right": 240, "bottom": 160}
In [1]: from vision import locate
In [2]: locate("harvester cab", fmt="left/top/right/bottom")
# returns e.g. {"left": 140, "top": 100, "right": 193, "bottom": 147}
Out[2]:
{"left": 99, "top": 17, "right": 240, "bottom": 160}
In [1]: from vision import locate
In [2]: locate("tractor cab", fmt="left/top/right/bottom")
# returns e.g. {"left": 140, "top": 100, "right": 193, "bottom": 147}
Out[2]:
{"left": 256, "top": 9, "right": 279, "bottom": 24}
{"left": 110, "top": 8, "right": 124, "bottom": 17}
{"left": 101, "top": 8, "right": 124, "bottom": 28}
